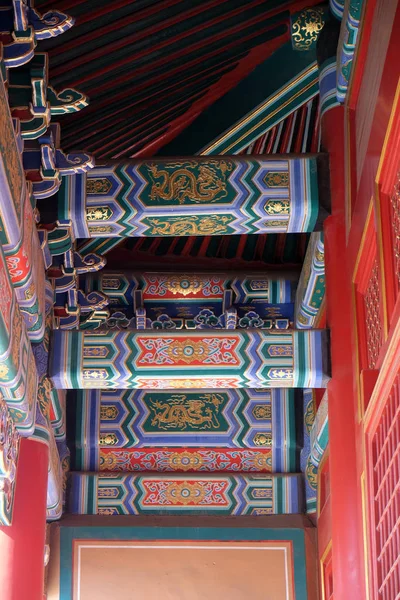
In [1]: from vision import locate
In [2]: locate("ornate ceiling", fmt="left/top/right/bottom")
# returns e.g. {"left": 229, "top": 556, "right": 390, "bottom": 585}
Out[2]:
{"left": 36, "top": 0, "right": 318, "bottom": 159}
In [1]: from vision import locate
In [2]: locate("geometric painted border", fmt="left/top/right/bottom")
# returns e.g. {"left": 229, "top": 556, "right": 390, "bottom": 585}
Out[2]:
{"left": 71, "top": 388, "right": 297, "bottom": 473}
{"left": 68, "top": 472, "right": 304, "bottom": 517}
{"left": 295, "top": 232, "right": 325, "bottom": 329}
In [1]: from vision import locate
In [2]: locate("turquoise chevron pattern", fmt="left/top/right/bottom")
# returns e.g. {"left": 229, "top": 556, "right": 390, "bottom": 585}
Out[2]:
{"left": 300, "top": 389, "right": 329, "bottom": 514}
{"left": 4, "top": 193, "right": 46, "bottom": 342}
{"left": 300, "top": 389, "right": 317, "bottom": 513}
{"left": 30, "top": 374, "right": 65, "bottom": 520}
{"left": 68, "top": 472, "right": 304, "bottom": 516}
{"left": 310, "top": 390, "right": 329, "bottom": 467}
{"left": 81, "top": 270, "right": 295, "bottom": 329}
{"left": 71, "top": 388, "right": 297, "bottom": 473}
{"left": 330, "top": 0, "right": 345, "bottom": 20}
{"left": 49, "top": 329, "right": 329, "bottom": 389}
{"left": 0, "top": 241, "right": 37, "bottom": 436}
{"left": 0, "top": 78, "right": 46, "bottom": 341}
{"left": 59, "top": 157, "right": 320, "bottom": 239}
{"left": 319, "top": 58, "right": 340, "bottom": 118}
{"left": 83, "top": 271, "right": 294, "bottom": 308}
{"left": 0, "top": 78, "right": 26, "bottom": 251}
{"left": 0, "top": 395, "right": 20, "bottom": 526}
{"left": 295, "top": 232, "right": 325, "bottom": 328}
{"left": 337, "top": 0, "right": 365, "bottom": 102}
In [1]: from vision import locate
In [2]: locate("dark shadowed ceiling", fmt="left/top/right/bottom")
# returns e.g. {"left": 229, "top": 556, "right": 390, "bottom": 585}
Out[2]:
{"left": 36, "top": 0, "right": 318, "bottom": 159}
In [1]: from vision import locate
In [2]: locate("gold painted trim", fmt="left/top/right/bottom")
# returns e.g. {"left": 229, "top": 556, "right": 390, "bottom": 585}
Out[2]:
{"left": 364, "top": 310, "right": 400, "bottom": 429}
{"left": 353, "top": 199, "right": 374, "bottom": 277}
{"left": 352, "top": 198, "right": 374, "bottom": 421}
{"left": 320, "top": 540, "right": 333, "bottom": 600}
{"left": 220, "top": 79, "right": 318, "bottom": 155}
{"left": 345, "top": 0, "right": 369, "bottom": 103}
{"left": 374, "top": 79, "right": 400, "bottom": 338}
{"left": 360, "top": 471, "right": 371, "bottom": 600}
{"left": 200, "top": 64, "right": 318, "bottom": 155}
{"left": 343, "top": 0, "right": 369, "bottom": 239}
{"left": 317, "top": 448, "right": 329, "bottom": 518}
{"left": 375, "top": 78, "right": 400, "bottom": 184}
{"left": 374, "top": 180, "right": 388, "bottom": 338}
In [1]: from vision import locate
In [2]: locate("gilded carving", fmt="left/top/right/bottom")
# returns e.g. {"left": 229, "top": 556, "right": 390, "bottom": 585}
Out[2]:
{"left": 0, "top": 267, "right": 12, "bottom": 332}
{"left": 304, "top": 399, "right": 315, "bottom": 434}
{"left": 86, "top": 178, "right": 112, "bottom": 195}
{"left": 100, "top": 405, "right": 118, "bottom": 420}
{"left": 98, "top": 507, "right": 119, "bottom": 515}
{"left": 306, "top": 457, "right": 318, "bottom": 489}
{"left": 251, "top": 508, "right": 273, "bottom": 515}
{"left": 291, "top": 7, "right": 325, "bottom": 50}
{"left": 0, "top": 364, "right": 10, "bottom": 381}
{"left": 86, "top": 206, "right": 113, "bottom": 221}
{"left": 268, "top": 368, "right": 293, "bottom": 380}
{"left": 165, "top": 275, "right": 203, "bottom": 296}
{"left": 148, "top": 160, "right": 232, "bottom": 204}
{"left": 249, "top": 280, "right": 269, "bottom": 291}
{"left": 268, "top": 344, "right": 293, "bottom": 357}
{"left": 25, "top": 284, "right": 35, "bottom": 300}
{"left": 0, "top": 394, "right": 20, "bottom": 525}
{"left": 252, "top": 488, "right": 273, "bottom": 499}
{"left": 83, "top": 369, "right": 108, "bottom": 380}
{"left": 265, "top": 220, "right": 288, "bottom": 228}
{"left": 99, "top": 433, "right": 118, "bottom": 446}
{"left": 11, "top": 310, "right": 22, "bottom": 369}
{"left": 98, "top": 486, "right": 119, "bottom": 498}
{"left": 88, "top": 225, "right": 114, "bottom": 234}
{"left": 83, "top": 346, "right": 109, "bottom": 358}
{"left": 252, "top": 405, "right": 272, "bottom": 420}
{"left": 264, "top": 200, "right": 290, "bottom": 216}
{"left": 37, "top": 377, "right": 52, "bottom": 421}
{"left": 264, "top": 171, "right": 289, "bottom": 187}
{"left": 144, "top": 214, "right": 233, "bottom": 236}
{"left": 150, "top": 393, "right": 224, "bottom": 430}
{"left": 253, "top": 432, "right": 272, "bottom": 447}
{"left": 102, "top": 277, "right": 121, "bottom": 290}
{"left": 364, "top": 260, "right": 383, "bottom": 369}
{"left": 0, "top": 86, "right": 24, "bottom": 219}
{"left": 390, "top": 173, "right": 400, "bottom": 284}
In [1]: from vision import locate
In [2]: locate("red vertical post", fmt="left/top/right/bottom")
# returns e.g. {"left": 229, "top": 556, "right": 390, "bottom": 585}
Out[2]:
{"left": 0, "top": 439, "right": 49, "bottom": 600}
{"left": 322, "top": 105, "right": 365, "bottom": 598}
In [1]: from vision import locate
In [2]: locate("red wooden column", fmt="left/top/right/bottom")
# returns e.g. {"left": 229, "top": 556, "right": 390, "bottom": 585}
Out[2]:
{"left": 0, "top": 439, "right": 49, "bottom": 600}
{"left": 322, "top": 103, "right": 365, "bottom": 598}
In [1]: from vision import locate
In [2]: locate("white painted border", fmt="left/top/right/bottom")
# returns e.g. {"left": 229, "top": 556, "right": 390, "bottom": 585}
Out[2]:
{"left": 74, "top": 543, "right": 291, "bottom": 600}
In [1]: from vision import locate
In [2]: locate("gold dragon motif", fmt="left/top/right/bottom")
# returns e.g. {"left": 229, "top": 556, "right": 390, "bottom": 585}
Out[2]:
{"left": 145, "top": 214, "right": 232, "bottom": 236}
{"left": 150, "top": 393, "right": 224, "bottom": 430}
{"left": 148, "top": 160, "right": 232, "bottom": 204}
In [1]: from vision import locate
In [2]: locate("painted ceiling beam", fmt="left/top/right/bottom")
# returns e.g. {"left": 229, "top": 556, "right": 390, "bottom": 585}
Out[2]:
{"left": 199, "top": 62, "right": 319, "bottom": 156}
{"left": 159, "top": 42, "right": 319, "bottom": 156}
